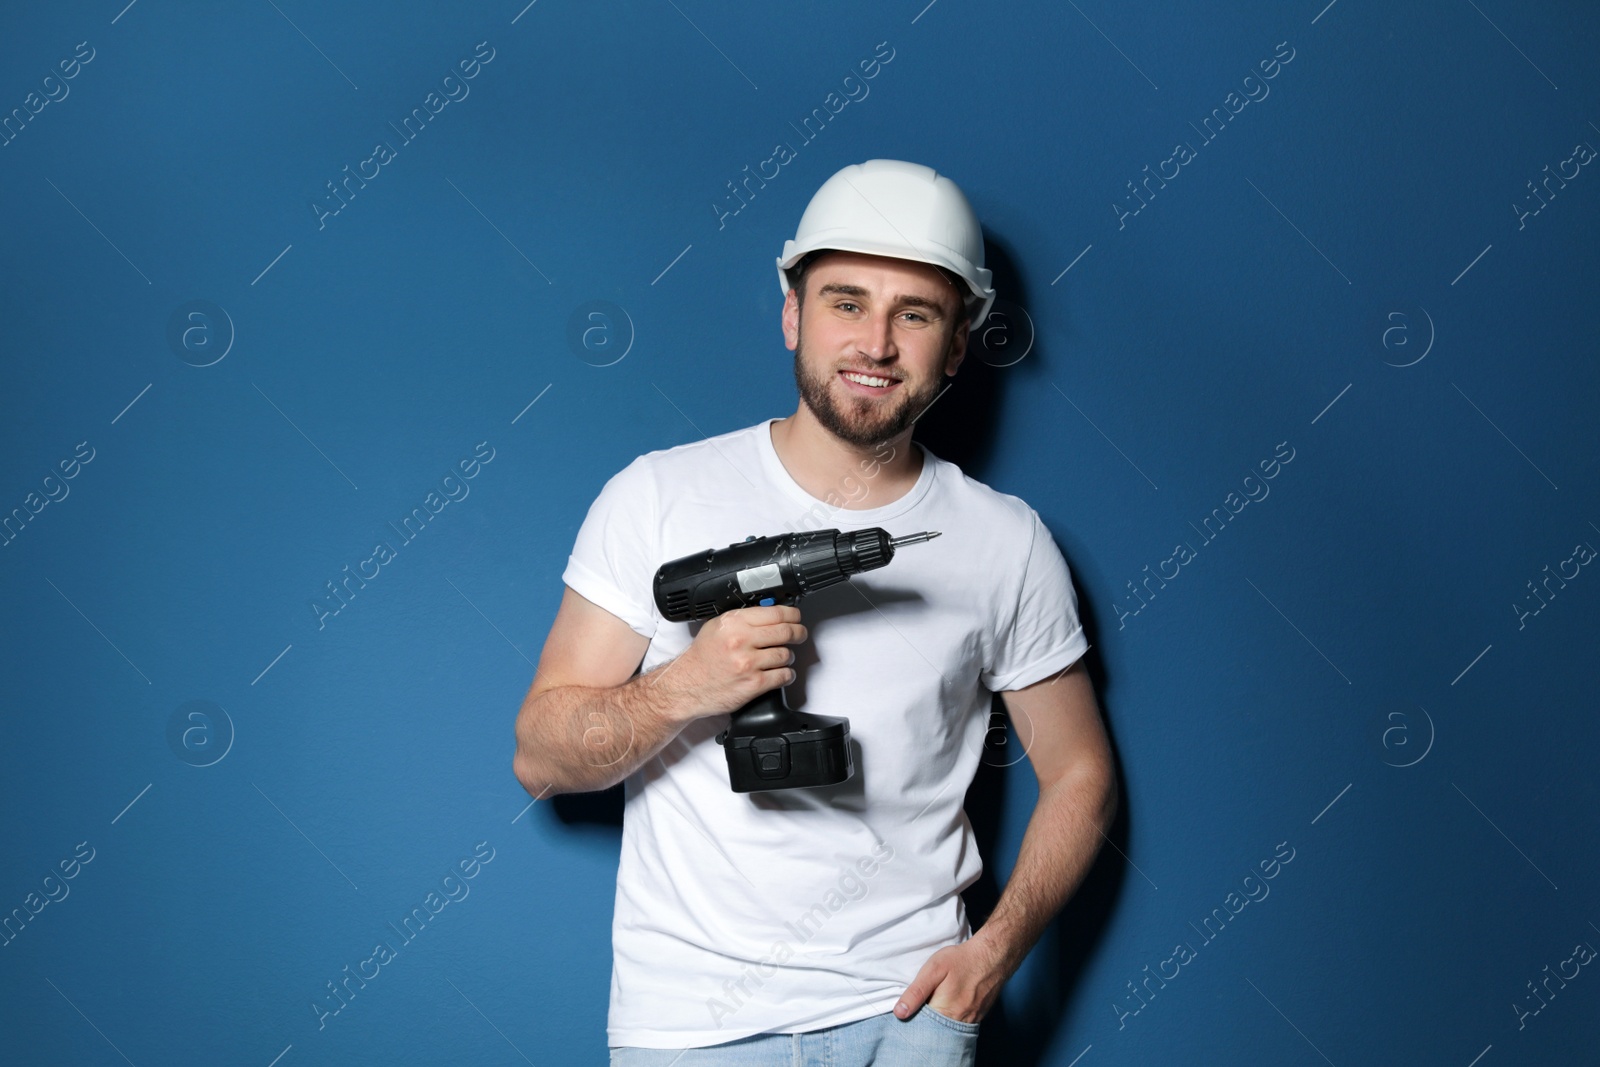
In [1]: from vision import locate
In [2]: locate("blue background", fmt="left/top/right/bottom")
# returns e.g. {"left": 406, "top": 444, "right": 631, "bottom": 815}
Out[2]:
{"left": 3, "top": 1, "right": 1597, "bottom": 1064}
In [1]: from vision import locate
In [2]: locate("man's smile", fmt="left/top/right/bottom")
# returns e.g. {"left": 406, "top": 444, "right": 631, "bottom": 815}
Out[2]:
{"left": 839, "top": 369, "right": 901, "bottom": 395}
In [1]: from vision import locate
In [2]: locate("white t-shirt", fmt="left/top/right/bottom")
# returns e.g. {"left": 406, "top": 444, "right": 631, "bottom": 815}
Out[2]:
{"left": 561, "top": 417, "right": 1089, "bottom": 1048}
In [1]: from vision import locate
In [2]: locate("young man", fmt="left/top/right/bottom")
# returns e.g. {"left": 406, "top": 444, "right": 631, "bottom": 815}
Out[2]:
{"left": 514, "top": 160, "right": 1116, "bottom": 1066}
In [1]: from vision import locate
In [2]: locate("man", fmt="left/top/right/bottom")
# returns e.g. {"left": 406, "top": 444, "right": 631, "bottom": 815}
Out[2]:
{"left": 513, "top": 159, "right": 1117, "bottom": 1065}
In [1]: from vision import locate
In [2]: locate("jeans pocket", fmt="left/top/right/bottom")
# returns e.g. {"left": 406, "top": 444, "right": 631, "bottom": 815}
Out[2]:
{"left": 918, "top": 1004, "right": 981, "bottom": 1035}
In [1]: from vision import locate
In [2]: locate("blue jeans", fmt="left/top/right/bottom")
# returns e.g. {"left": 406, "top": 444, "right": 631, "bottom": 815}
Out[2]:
{"left": 609, "top": 1005, "right": 979, "bottom": 1066}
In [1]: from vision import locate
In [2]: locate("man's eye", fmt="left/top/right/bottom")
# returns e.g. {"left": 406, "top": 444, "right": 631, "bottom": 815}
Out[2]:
{"left": 836, "top": 302, "right": 860, "bottom": 313}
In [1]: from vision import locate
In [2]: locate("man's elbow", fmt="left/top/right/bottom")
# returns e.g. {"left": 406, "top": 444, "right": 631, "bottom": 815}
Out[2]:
{"left": 1040, "top": 751, "right": 1117, "bottom": 829}
{"left": 1096, "top": 763, "right": 1119, "bottom": 830}
{"left": 512, "top": 695, "right": 571, "bottom": 800}
{"left": 512, "top": 733, "right": 594, "bottom": 800}
{"left": 1069, "top": 752, "right": 1118, "bottom": 832}
{"left": 512, "top": 719, "right": 613, "bottom": 799}
{"left": 512, "top": 750, "right": 551, "bottom": 800}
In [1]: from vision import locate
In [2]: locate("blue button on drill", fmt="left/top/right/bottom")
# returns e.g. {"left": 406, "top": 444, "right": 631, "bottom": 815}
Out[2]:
{"left": 759, "top": 597, "right": 775, "bottom": 606}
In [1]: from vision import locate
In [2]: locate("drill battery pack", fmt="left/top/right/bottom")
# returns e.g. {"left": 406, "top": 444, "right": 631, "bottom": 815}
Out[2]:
{"left": 718, "top": 704, "right": 854, "bottom": 792}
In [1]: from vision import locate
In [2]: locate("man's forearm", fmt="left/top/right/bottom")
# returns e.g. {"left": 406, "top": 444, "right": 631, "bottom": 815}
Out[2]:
{"left": 972, "top": 762, "right": 1118, "bottom": 975}
{"left": 513, "top": 661, "right": 696, "bottom": 796}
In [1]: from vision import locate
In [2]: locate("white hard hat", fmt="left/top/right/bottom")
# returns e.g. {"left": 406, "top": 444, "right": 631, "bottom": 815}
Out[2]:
{"left": 777, "top": 159, "right": 996, "bottom": 330}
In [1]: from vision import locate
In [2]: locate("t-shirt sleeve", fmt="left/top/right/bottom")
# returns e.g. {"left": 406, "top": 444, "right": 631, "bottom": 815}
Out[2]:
{"left": 981, "top": 508, "right": 1089, "bottom": 692}
{"left": 560, "top": 457, "right": 661, "bottom": 641}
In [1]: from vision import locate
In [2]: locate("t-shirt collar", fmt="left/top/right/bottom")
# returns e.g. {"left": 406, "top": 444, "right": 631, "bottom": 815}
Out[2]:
{"left": 755, "top": 417, "right": 937, "bottom": 525}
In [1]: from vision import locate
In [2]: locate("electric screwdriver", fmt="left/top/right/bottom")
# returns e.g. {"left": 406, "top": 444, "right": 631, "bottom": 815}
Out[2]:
{"left": 652, "top": 528, "right": 940, "bottom": 792}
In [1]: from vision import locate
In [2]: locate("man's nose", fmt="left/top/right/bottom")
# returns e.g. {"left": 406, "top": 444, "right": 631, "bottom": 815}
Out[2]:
{"left": 857, "top": 311, "right": 896, "bottom": 359}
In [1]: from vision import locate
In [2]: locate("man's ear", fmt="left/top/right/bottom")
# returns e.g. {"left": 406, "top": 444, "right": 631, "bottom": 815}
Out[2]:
{"left": 782, "top": 288, "right": 801, "bottom": 351}
{"left": 945, "top": 316, "right": 969, "bottom": 375}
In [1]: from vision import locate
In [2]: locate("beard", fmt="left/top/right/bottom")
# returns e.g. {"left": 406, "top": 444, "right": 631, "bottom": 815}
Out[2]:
{"left": 791, "top": 320, "right": 949, "bottom": 450}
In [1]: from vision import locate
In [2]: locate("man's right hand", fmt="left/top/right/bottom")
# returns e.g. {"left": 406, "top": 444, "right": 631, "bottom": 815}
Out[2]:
{"left": 655, "top": 605, "right": 808, "bottom": 722}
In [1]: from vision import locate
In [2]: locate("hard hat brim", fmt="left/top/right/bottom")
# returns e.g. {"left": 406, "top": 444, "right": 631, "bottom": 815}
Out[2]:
{"left": 776, "top": 239, "right": 995, "bottom": 330}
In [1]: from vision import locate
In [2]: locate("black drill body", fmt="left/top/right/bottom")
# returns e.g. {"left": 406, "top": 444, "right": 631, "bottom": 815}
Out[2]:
{"left": 652, "top": 528, "right": 938, "bottom": 792}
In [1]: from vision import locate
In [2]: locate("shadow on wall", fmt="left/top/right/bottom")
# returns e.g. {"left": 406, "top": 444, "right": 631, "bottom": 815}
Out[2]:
{"left": 962, "top": 650, "right": 1127, "bottom": 1065}
{"left": 916, "top": 233, "right": 1028, "bottom": 475}
{"left": 927, "top": 234, "right": 1130, "bottom": 1062}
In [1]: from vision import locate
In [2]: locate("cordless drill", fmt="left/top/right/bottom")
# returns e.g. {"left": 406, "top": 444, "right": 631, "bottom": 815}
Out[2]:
{"left": 653, "top": 528, "right": 940, "bottom": 792}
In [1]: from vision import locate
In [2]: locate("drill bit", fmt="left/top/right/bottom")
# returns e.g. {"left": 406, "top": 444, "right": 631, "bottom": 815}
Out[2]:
{"left": 889, "top": 531, "right": 941, "bottom": 547}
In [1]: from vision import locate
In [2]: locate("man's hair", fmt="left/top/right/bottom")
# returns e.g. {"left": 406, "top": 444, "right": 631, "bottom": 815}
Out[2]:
{"left": 792, "top": 249, "right": 970, "bottom": 326}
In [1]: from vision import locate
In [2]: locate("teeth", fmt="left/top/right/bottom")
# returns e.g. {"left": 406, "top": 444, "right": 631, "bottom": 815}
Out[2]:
{"left": 843, "top": 371, "right": 895, "bottom": 388}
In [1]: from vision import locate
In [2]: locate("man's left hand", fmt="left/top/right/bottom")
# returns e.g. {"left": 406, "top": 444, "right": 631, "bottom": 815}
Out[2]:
{"left": 893, "top": 930, "right": 1013, "bottom": 1024}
